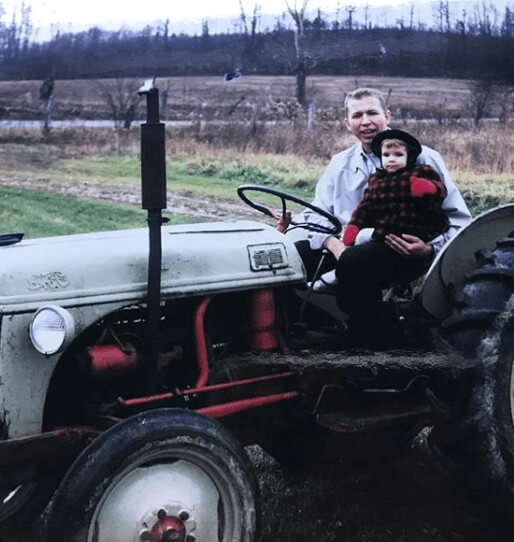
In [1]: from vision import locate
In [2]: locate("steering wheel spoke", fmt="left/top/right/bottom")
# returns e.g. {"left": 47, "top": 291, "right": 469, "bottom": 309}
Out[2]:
{"left": 237, "top": 184, "right": 341, "bottom": 236}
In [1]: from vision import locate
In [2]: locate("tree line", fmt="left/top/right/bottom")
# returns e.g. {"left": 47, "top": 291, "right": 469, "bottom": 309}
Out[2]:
{"left": 0, "top": 1, "right": 511, "bottom": 83}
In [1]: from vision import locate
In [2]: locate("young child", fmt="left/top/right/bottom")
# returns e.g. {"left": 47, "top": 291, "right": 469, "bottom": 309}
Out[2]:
{"left": 309, "top": 129, "right": 449, "bottom": 294}
{"left": 342, "top": 129, "right": 449, "bottom": 247}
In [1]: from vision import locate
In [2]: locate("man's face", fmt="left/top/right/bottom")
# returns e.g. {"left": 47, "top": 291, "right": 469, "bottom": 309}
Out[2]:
{"left": 344, "top": 96, "right": 391, "bottom": 150}
{"left": 381, "top": 142, "right": 408, "bottom": 173}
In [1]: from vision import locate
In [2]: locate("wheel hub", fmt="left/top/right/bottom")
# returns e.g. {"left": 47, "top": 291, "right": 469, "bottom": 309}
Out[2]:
{"left": 92, "top": 461, "right": 216, "bottom": 542}
{"left": 140, "top": 504, "right": 196, "bottom": 542}
{"left": 149, "top": 511, "right": 186, "bottom": 542}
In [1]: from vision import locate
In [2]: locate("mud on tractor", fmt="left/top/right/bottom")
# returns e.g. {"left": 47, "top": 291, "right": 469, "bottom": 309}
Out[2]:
{"left": 0, "top": 81, "right": 513, "bottom": 541}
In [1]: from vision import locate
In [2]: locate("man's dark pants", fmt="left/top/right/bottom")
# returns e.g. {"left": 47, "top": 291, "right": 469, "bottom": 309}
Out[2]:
{"left": 295, "top": 239, "right": 432, "bottom": 343}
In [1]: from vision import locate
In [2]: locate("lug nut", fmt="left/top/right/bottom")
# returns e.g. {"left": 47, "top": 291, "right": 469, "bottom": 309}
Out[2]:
{"left": 179, "top": 511, "right": 189, "bottom": 521}
{"left": 139, "top": 529, "right": 150, "bottom": 541}
{"left": 157, "top": 508, "right": 167, "bottom": 520}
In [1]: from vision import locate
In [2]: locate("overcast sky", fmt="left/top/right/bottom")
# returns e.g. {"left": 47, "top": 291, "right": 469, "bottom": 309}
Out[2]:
{"left": 1, "top": 1, "right": 450, "bottom": 28}
{"left": 0, "top": 0, "right": 508, "bottom": 39}
{"left": 2, "top": 1, "right": 411, "bottom": 27}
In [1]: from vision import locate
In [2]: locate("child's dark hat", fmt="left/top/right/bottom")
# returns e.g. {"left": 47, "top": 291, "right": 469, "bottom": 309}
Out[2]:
{"left": 371, "top": 129, "right": 422, "bottom": 158}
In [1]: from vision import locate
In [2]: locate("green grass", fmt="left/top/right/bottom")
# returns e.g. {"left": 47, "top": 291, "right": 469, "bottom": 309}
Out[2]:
{"left": 0, "top": 186, "right": 193, "bottom": 238}
{"left": 0, "top": 149, "right": 320, "bottom": 203}
{"left": 0, "top": 142, "right": 511, "bottom": 221}
{"left": 56, "top": 155, "right": 319, "bottom": 200}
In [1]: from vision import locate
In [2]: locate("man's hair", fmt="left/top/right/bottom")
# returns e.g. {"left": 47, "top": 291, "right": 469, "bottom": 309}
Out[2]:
{"left": 380, "top": 139, "right": 407, "bottom": 153}
{"left": 344, "top": 88, "right": 388, "bottom": 118}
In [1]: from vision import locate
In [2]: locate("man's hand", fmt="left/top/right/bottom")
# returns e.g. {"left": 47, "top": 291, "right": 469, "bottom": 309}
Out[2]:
{"left": 270, "top": 209, "right": 292, "bottom": 233}
{"left": 324, "top": 236, "right": 346, "bottom": 260}
{"left": 385, "top": 233, "right": 434, "bottom": 258}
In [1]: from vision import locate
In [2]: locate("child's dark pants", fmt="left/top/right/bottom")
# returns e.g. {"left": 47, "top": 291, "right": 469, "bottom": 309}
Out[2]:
{"left": 295, "top": 239, "right": 432, "bottom": 345}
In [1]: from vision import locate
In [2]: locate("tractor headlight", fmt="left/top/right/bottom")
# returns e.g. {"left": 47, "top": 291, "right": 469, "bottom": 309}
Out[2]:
{"left": 29, "top": 306, "right": 75, "bottom": 355}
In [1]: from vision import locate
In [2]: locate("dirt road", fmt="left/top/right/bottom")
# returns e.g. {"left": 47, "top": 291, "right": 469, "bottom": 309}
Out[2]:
{"left": 0, "top": 176, "right": 258, "bottom": 222}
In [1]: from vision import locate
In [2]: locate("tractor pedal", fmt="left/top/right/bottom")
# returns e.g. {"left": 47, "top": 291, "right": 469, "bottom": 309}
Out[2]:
{"left": 316, "top": 404, "right": 432, "bottom": 434}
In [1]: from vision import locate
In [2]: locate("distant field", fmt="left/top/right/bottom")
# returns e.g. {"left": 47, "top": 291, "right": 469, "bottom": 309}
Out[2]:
{"left": 0, "top": 75, "right": 507, "bottom": 122}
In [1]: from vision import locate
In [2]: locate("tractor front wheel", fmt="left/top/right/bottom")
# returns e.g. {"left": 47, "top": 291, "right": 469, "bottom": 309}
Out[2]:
{"left": 45, "top": 409, "right": 258, "bottom": 542}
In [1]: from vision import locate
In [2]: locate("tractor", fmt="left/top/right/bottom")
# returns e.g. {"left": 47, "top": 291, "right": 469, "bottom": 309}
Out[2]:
{"left": 0, "top": 81, "right": 512, "bottom": 541}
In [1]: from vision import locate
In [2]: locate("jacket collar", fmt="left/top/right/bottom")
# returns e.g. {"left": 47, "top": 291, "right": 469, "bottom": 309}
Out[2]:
{"left": 349, "top": 143, "right": 370, "bottom": 173}
{"left": 350, "top": 143, "right": 382, "bottom": 174}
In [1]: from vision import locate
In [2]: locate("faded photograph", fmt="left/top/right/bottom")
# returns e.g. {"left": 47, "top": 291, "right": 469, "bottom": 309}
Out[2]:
{"left": 0, "top": 1, "right": 512, "bottom": 541}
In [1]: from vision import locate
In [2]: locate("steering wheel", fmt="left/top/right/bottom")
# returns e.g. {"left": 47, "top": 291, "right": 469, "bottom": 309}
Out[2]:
{"left": 237, "top": 184, "right": 341, "bottom": 236}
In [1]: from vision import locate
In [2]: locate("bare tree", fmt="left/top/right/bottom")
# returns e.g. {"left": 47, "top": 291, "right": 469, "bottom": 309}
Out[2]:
{"left": 473, "top": 2, "right": 499, "bottom": 36}
{"left": 345, "top": 5, "right": 356, "bottom": 32}
{"left": 97, "top": 78, "right": 140, "bottom": 129}
{"left": 39, "top": 73, "right": 54, "bottom": 139}
{"left": 239, "top": 0, "right": 249, "bottom": 35}
{"left": 250, "top": 4, "right": 260, "bottom": 37}
{"left": 284, "top": 0, "right": 309, "bottom": 106}
{"left": 498, "top": 86, "right": 513, "bottom": 126}
{"left": 502, "top": 7, "right": 513, "bottom": 37}
{"left": 202, "top": 19, "right": 209, "bottom": 45}
{"left": 239, "top": 2, "right": 262, "bottom": 69}
{"left": 433, "top": 1, "right": 450, "bottom": 33}
{"left": 469, "top": 79, "right": 495, "bottom": 127}
{"left": 333, "top": 2, "right": 341, "bottom": 30}
{"left": 96, "top": 77, "right": 142, "bottom": 156}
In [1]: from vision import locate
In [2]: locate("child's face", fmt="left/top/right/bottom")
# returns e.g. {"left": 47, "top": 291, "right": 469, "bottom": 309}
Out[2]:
{"left": 381, "top": 143, "right": 408, "bottom": 173}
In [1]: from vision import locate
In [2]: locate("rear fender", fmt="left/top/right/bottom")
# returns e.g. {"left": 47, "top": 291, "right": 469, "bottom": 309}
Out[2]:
{"left": 421, "top": 204, "right": 514, "bottom": 320}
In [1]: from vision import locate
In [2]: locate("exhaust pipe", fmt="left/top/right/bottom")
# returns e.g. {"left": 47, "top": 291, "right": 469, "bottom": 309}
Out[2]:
{"left": 139, "top": 78, "right": 167, "bottom": 393}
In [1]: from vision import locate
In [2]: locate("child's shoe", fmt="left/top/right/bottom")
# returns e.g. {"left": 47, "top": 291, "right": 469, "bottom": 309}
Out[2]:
{"left": 309, "top": 269, "right": 338, "bottom": 293}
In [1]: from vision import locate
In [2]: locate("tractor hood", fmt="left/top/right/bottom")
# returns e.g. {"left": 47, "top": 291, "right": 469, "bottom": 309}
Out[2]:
{"left": 0, "top": 220, "right": 306, "bottom": 313}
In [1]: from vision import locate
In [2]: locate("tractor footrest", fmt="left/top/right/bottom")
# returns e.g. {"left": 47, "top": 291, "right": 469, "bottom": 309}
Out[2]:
{"left": 316, "top": 404, "right": 432, "bottom": 434}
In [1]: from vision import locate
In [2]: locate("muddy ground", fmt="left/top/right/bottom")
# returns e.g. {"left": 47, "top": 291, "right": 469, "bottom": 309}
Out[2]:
{"left": 9, "top": 351, "right": 512, "bottom": 541}
{"left": 9, "top": 435, "right": 510, "bottom": 541}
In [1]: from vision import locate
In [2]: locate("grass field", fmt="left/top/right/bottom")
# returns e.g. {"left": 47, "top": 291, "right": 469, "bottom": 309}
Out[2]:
{"left": 0, "top": 127, "right": 511, "bottom": 227}
{"left": 0, "top": 185, "right": 194, "bottom": 238}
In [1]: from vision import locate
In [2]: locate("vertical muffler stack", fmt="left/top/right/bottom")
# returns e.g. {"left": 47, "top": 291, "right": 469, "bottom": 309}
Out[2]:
{"left": 139, "top": 78, "right": 167, "bottom": 392}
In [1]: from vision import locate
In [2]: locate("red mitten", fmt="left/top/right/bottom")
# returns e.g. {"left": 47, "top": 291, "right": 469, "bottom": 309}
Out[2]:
{"left": 342, "top": 224, "right": 360, "bottom": 246}
{"left": 410, "top": 176, "right": 437, "bottom": 197}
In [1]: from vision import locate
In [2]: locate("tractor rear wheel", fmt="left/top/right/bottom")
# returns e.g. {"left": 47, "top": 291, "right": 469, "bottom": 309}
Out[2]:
{"left": 441, "top": 234, "right": 514, "bottom": 356}
{"left": 437, "top": 234, "right": 514, "bottom": 525}
{"left": 440, "top": 297, "right": 514, "bottom": 523}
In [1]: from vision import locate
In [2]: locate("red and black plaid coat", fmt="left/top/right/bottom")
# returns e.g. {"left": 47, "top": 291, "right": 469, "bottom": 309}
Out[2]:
{"left": 347, "top": 164, "right": 450, "bottom": 242}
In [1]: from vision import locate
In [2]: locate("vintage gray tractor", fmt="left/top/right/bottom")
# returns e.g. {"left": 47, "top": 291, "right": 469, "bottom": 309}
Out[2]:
{"left": 0, "top": 83, "right": 512, "bottom": 541}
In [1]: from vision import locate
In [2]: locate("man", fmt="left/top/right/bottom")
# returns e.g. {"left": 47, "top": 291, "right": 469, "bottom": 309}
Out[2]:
{"left": 299, "top": 88, "right": 471, "bottom": 345}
